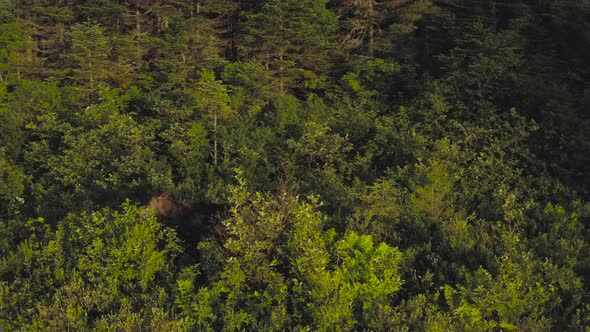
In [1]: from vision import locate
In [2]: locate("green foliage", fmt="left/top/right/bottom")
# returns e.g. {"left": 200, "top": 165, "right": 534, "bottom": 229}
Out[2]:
{"left": 0, "top": 202, "right": 184, "bottom": 330}
{"left": 70, "top": 21, "right": 110, "bottom": 89}
{"left": 0, "top": 0, "right": 589, "bottom": 330}
{"left": 443, "top": 255, "right": 557, "bottom": 331}
{"left": 238, "top": 0, "right": 337, "bottom": 93}
{"left": 36, "top": 101, "right": 172, "bottom": 217}
{"left": 189, "top": 175, "right": 403, "bottom": 331}
{"left": 438, "top": 19, "right": 525, "bottom": 104}
{"left": 0, "top": 22, "right": 21, "bottom": 81}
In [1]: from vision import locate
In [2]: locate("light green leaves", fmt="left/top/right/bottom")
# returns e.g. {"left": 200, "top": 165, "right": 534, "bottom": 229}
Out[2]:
{"left": 0, "top": 202, "right": 183, "bottom": 330}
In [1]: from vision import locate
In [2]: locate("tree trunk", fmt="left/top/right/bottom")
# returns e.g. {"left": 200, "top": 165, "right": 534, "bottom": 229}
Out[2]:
{"left": 88, "top": 49, "right": 93, "bottom": 88}
{"left": 136, "top": 9, "right": 141, "bottom": 37}
{"left": 491, "top": 0, "right": 497, "bottom": 31}
{"left": 368, "top": 25, "right": 374, "bottom": 57}
{"left": 367, "top": 0, "right": 375, "bottom": 57}
{"left": 213, "top": 111, "right": 218, "bottom": 167}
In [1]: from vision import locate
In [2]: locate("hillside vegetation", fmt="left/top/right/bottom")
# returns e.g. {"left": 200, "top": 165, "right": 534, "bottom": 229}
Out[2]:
{"left": 1, "top": 0, "right": 589, "bottom": 330}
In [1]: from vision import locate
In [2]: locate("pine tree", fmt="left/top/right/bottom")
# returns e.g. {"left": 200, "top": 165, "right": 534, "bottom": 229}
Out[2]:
{"left": 238, "top": 0, "right": 337, "bottom": 94}
{"left": 194, "top": 70, "right": 234, "bottom": 168}
{"left": 70, "top": 21, "right": 109, "bottom": 88}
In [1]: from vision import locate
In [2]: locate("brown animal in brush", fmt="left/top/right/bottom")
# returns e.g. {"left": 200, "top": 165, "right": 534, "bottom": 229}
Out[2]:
{"left": 147, "top": 192, "right": 194, "bottom": 219}
{"left": 147, "top": 192, "right": 228, "bottom": 247}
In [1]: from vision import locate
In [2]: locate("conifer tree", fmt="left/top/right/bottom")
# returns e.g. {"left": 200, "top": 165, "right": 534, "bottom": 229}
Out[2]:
{"left": 238, "top": 0, "right": 337, "bottom": 94}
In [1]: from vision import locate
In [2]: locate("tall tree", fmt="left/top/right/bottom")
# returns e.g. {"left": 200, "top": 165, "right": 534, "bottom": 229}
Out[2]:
{"left": 335, "top": 0, "right": 439, "bottom": 58}
{"left": 193, "top": 70, "right": 234, "bottom": 168}
{"left": 238, "top": 0, "right": 337, "bottom": 94}
{"left": 70, "top": 21, "right": 109, "bottom": 89}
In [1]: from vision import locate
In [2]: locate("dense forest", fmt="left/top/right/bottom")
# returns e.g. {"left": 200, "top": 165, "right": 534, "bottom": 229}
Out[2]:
{"left": 0, "top": 0, "right": 589, "bottom": 330}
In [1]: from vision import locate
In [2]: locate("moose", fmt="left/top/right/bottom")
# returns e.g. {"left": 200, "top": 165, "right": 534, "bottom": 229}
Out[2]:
{"left": 147, "top": 192, "right": 226, "bottom": 246}
{"left": 147, "top": 192, "right": 194, "bottom": 219}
